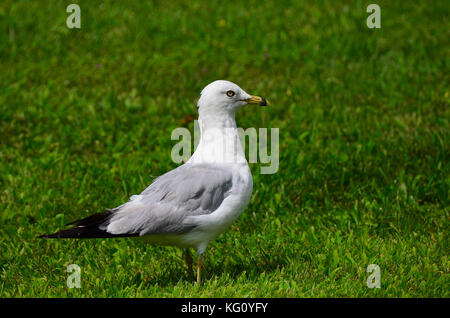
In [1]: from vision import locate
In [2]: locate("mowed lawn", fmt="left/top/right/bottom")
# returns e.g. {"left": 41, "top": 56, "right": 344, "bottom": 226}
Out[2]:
{"left": 0, "top": 0, "right": 448, "bottom": 297}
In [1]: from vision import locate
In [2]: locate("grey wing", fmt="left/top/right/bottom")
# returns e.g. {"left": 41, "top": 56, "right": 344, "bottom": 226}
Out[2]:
{"left": 100, "top": 163, "right": 233, "bottom": 236}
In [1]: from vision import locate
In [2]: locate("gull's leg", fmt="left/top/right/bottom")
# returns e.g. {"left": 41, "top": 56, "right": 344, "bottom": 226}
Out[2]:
{"left": 184, "top": 249, "right": 193, "bottom": 276}
{"left": 196, "top": 253, "right": 203, "bottom": 284}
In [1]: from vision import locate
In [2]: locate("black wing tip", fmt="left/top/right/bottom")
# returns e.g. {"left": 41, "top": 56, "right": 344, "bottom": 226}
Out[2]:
{"left": 37, "top": 210, "right": 137, "bottom": 239}
{"left": 37, "top": 226, "right": 139, "bottom": 239}
{"left": 36, "top": 228, "right": 89, "bottom": 239}
{"left": 65, "top": 210, "right": 114, "bottom": 227}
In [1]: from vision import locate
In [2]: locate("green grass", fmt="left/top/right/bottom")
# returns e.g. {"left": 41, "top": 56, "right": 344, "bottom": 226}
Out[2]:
{"left": 0, "top": 0, "right": 448, "bottom": 297}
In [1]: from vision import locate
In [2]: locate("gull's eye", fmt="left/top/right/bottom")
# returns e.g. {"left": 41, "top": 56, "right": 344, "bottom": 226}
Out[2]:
{"left": 226, "top": 90, "right": 235, "bottom": 97}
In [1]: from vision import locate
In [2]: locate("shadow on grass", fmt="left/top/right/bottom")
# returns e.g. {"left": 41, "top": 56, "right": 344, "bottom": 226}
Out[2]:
{"left": 136, "top": 249, "right": 290, "bottom": 288}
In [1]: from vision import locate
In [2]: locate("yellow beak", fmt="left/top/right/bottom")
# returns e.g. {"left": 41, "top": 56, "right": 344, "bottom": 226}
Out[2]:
{"left": 245, "top": 95, "right": 270, "bottom": 106}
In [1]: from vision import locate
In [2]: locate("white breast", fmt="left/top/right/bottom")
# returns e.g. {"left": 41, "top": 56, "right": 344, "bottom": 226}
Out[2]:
{"left": 180, "top": 116, "right": 253, "bottom": 252}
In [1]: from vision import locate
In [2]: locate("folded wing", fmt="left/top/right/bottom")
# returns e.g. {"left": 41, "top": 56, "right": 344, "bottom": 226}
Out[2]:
{"left": 39, "top": 163, "right": 233, "bottom": 238}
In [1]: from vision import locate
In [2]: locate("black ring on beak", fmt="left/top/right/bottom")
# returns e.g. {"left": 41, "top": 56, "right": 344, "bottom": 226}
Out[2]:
{"left": 260, "top": 97, "right": 268, "bottom": 106}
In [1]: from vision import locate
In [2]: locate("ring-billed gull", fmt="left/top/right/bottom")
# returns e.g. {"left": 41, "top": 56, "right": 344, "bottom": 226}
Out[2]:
{"left": 39, "top": 80, "right": 269, "bottom": 283}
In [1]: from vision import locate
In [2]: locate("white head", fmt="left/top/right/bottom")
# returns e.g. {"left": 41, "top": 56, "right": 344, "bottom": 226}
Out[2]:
{"left": 197, "top": 80, "right": 269, "bottom": 115}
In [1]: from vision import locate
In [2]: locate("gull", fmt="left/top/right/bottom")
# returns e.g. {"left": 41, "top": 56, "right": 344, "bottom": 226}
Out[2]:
{"left": 39, "top": 80, "right": 269, "bottom": 283}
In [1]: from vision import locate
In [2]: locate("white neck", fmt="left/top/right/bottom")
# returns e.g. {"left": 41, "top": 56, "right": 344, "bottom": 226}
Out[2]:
{"left": 188, "top": 111, "right": 247, "bottom": 165}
